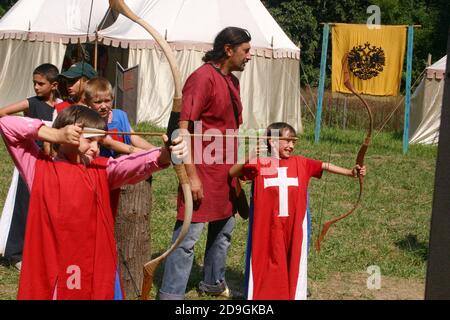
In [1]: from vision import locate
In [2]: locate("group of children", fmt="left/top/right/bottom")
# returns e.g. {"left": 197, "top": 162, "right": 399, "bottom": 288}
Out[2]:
{"left": 0, "top": 62, "right": 187, "bottom": 299}
{"left": 0, "top": 61, "right": 366, "bottom": 300}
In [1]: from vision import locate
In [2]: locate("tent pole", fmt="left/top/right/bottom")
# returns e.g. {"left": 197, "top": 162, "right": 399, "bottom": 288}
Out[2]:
{"left": 314, "top": 23, "right": 330, "bottom": 144}
{"left": 403, "top": 25, "right": 414, "bottom": 155}
{"left": 94, "top": 27, "right": 99, "bottom": 71}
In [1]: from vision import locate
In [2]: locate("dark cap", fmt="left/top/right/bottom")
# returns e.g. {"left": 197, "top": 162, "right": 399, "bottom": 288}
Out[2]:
{"left": 59, "top": 62, "right": 97, "bottom": 79}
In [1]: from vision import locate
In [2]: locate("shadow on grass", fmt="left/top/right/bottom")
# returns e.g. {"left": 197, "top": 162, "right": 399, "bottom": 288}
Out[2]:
{"left": 0, "top": 255, "right": 11, "bottom": 267}
{"left": 394, "top": 234, "right": 428, "bottom": 261}
{"left": 149, "top": 250, "right": 245, "bottom": 300}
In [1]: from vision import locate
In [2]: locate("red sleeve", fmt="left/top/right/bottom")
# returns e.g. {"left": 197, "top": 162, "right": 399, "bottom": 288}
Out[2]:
{"left": 0, "top": 116, "right": 43, "bottom": 190}
{"left": 180, "top": 70, "right": 212, "bottom": 121}
{"left": 306, "top": 158, "right": 323, "bottom": 179}
{"left": 241, "top": 161, "right": 261, "bottom": 181}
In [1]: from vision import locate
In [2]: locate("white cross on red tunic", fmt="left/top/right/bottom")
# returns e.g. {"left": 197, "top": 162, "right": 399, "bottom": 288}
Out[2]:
{"left": 263, "top": 167, "right": 299, "bottom": 217}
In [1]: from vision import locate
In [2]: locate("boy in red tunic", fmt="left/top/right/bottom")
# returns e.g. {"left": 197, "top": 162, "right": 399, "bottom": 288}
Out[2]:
{"left": 0, "top": 105, "right": 187, "bottom": 300}
{"left": 229, "top": 122, "right": 366, "bottom": 300}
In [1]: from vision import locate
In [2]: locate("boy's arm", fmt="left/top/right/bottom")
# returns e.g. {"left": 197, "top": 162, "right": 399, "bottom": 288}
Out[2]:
{"left": 0, "top": 116, "right": 81, "bottom": 190}
{"left": 107, "top": 148, "right": 169, "bottom": 189}
{"left": 179, "top": 120, "right": 204, "bottom": 202}
{"left": 0, "top": 116, "right": 43, "bottom": 189}
{"left": 130, "top": 129, "right": 155, "bottom": 150}
{"left": 101, "top": 135, "right": 144, "bottom": 154}
{"left": 229, "top": 145, "right": 263, "bottom": 178}
{"left": 0, "top": 99, "right": 30, "bottom": 117}
{"left": 37, "top": 124, "right": 81, "bottom": 145}
{"left": 322, "top": 162, "right": 366, "bottom": 178}
{"left": 229, "top": 163, "right": 245, "bottom": 178}
{"left": 107, "top": 135, "right": 186, "bottom": 189}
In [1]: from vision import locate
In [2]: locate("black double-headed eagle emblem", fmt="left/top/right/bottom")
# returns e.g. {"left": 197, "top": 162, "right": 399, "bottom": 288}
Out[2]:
{"left": 347, "top": 42, "right": 385, "bottom": 80}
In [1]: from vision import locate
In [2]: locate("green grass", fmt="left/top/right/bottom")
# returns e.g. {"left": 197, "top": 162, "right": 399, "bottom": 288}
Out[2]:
{"left": 0, "top": 121, "right": 436, "bottom": 299}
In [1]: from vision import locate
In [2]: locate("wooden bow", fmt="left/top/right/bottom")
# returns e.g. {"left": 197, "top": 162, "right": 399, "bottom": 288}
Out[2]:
{"left": 315, "top": 53, "right": 373, "bottom": 251}
{"left": 108, "top": 0, "right": 193, "bottom": 300}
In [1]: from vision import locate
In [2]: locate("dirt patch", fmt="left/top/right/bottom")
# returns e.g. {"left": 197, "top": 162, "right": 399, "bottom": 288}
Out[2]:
{"left": 309, "top": 272, "right": 425, "bottom": 300}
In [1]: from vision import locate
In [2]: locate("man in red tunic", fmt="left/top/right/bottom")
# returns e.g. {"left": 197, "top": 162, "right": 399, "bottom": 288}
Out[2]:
{"left": 159, "top": 27, "right": 252, "bottom": 300}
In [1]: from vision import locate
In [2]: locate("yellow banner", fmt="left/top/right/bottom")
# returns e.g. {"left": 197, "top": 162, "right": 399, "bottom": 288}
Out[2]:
{"left": 332, "top": 23, "right": 407, "bottom": 96}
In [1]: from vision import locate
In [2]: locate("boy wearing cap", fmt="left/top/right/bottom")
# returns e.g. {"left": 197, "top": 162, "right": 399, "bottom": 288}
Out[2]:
{"left": 54, "top": 62, "right": 142, "bottom": 156}
{"left": 55, "top": 62, "right": 97, "bottom": 113}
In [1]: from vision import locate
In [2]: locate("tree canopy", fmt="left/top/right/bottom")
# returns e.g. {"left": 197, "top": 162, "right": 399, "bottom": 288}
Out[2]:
{"left": 0, "top": 0, "right": 15, "bottom": 17}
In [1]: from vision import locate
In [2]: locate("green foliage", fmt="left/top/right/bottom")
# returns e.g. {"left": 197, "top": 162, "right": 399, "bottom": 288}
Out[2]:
{"left": 0, "top": 0, "right": 16, "bottom": 18}
{"left": 268, "top": 1, "right": 319, "bottom": 66}
{"left": 263, "top": 0, "right": 450, "bottom": 90}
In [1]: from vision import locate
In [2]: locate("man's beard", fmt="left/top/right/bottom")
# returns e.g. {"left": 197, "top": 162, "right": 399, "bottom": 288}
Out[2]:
{"left": 237, "top": 62, "right": 247, "bottom": 71}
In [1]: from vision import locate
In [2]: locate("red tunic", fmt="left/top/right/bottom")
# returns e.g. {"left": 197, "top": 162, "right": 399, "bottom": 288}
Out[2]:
{"left": 17, "top": 155, "right": 118, "bottom": 300}
{"left": 243, "top": 156, "right": 322, "bottom": 300}
{"left": 55, "top": 101, "right": 72, "bottom": 113}
{"left": 178, "top": 64, "right": 243, "bottom": 222}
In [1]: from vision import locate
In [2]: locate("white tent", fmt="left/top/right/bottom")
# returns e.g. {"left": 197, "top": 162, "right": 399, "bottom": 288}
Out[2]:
{"left": 0, "top": 0, "right": 109, "bottom": 107}
{"left": 409, "top": 55, "right": 447, "bottom": 145}
{"left": 98, "top": 0, "right": 302, "bottom": 131}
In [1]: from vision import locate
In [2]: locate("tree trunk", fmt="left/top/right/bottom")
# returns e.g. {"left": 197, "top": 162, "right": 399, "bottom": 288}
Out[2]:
{"left": 114, "top": 178, "right": 152, "bottom": 300}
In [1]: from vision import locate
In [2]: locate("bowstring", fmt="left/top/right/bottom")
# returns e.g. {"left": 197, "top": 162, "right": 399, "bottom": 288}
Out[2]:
{"left": 119, "top": 249, "right": 141, "bottom": 299}
{"left": 373, "top": 67, "right": 426, "bottom": 140}
{"left": 314, "top": 112, "right": 335, "bottom": 253}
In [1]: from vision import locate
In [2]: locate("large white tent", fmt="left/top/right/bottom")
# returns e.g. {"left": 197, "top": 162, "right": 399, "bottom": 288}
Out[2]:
{"left": 0, "top": 0, "right": 302, "bottom": 131}
{"left": 0, "top": 0, "right": 109, "bottom": 107}
{"left": 98, "top": 0, "right": 302, "bottom": 131}
{"left": 409, "top": 55, "right": 447, "bottom": 145}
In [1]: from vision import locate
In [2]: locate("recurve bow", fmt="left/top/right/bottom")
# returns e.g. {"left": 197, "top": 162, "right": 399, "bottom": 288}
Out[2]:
{"left": 108, "top": 0, "right": 193, "bottom": 300}
{"left": 315, "top": 53, "right": 373, "bottom": 251}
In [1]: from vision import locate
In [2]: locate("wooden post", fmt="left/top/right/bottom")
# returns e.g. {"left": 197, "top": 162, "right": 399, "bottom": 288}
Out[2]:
{"left": 425, "top": 27, "right": 450, "bottom": 299}
{"left": 93, "top": 28, "right": 98, "bottom": 71}
{"left": 343, "top": 95, "right": 347, "bottom": 130}
{"left": 403, "top": 25, "right": 414, "bottom": 155}
{"left": 115, "top": 179, "right": 152, "bottom": 299}
{"left": 314, "top": 23, "right": 330, "bottom": 144}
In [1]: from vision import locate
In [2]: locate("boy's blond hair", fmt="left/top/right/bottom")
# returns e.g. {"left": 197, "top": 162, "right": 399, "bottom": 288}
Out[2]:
{"left": 83, "top": 77, "right": 114, "bottom": 105}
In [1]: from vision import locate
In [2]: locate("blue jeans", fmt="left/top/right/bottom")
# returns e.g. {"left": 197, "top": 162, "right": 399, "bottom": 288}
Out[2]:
{"left": 159, "top": 215, "right": 235, "bottom": 300}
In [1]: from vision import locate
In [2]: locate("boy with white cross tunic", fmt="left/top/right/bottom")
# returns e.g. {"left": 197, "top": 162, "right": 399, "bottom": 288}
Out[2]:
{"left": 229, "top": 122, "right": 366, "bottom": 300}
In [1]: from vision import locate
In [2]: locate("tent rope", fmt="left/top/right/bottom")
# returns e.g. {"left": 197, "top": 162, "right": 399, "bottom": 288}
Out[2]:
{"left": 300, "top": 61, "right": 318, "bottom": 109}
{"left": 279, "top": 59, "right": 315, "bottom": 121}
{"left": 373, "top": 67, "right": 426, "bottom": 140}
